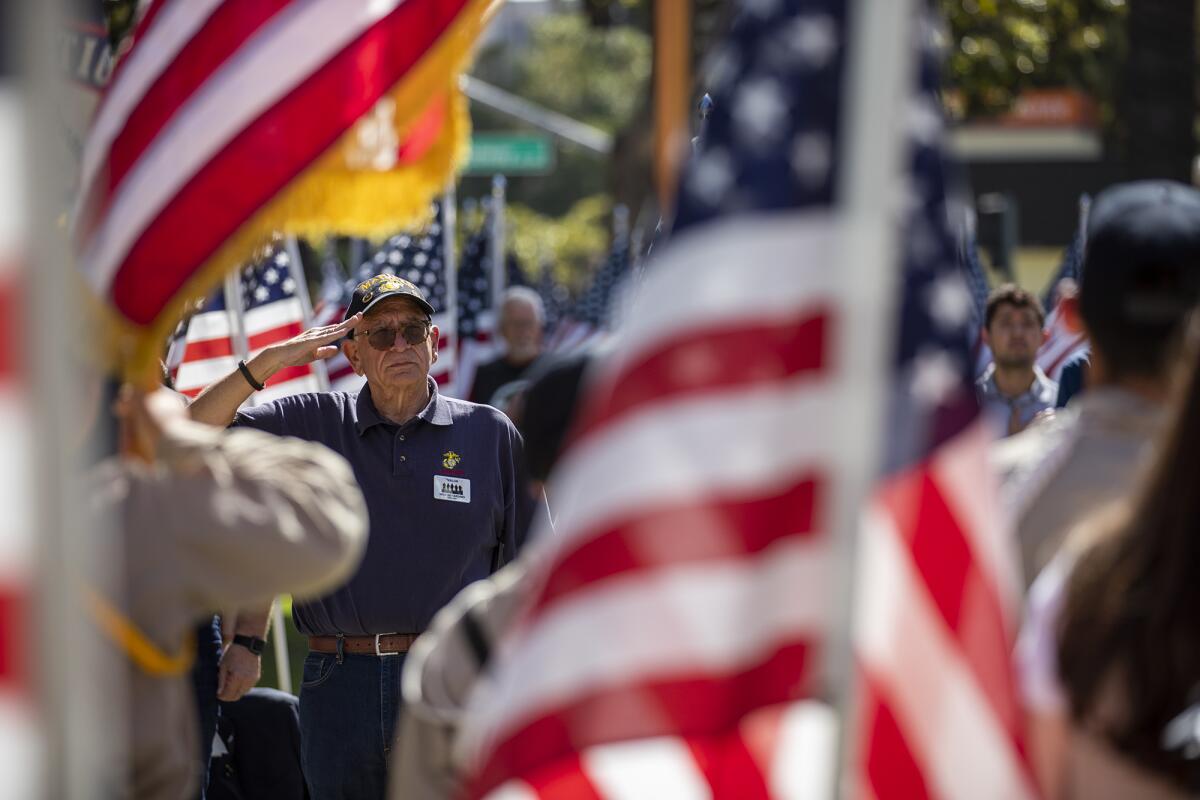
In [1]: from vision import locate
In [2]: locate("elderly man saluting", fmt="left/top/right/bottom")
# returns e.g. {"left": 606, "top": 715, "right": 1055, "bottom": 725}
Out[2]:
{"left": 190, "top": 274, "right": 527, "bottom": 800}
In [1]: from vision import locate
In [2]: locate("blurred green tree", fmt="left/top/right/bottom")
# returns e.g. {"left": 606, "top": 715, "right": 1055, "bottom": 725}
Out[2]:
{"left": 940, "top": 0, "right": 1129, "bottom": 126}
{"left": 465, "top": 14, "right": 650, "bottom": 286}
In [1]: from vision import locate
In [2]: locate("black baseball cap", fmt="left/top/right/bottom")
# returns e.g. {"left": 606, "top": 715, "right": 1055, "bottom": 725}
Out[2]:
{"left": 344, "top": 274, "right": 435, "bottom": 321}
{"left": 1081, "top": 180, "right": 1200, "bottom": 328}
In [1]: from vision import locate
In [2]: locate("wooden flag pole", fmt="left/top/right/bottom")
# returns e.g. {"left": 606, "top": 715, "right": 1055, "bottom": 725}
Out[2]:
{"left": 654, "top": 0, "right": 691, "bottom": 219}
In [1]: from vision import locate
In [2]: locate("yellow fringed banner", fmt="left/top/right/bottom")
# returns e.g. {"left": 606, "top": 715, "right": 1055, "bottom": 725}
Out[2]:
{"left": 95, "top": 0, "right": 500, "bottom": 383}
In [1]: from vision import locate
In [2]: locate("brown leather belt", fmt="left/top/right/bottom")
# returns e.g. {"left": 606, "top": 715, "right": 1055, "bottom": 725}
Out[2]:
{"left": 308, "top": 633, "right": 418, "bottom": 656}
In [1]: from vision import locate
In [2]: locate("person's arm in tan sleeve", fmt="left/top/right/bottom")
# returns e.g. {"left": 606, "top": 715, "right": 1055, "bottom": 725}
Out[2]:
{"left": 120, "top": 388, "right": 368, "bottom": 613}
{"left": 189, "top": 313, "right": 361, "bottom": 427}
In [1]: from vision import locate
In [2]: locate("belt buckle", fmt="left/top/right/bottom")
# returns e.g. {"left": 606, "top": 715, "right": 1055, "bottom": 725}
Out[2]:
{"left": 374, "top": 632, "right": 399, "bottom": 657}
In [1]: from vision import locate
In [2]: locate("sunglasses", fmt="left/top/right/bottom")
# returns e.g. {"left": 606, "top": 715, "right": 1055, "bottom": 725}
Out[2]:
{"left": 357, "top": 321, "right": 432, "bottom": 351}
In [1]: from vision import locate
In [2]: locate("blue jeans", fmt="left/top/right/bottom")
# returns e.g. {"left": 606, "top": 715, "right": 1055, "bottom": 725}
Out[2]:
{"left": 299, "top": 651, "right": 406, "bottom": 800}
{"left": 191, "top": 615, "right": 224, "bottom": 800}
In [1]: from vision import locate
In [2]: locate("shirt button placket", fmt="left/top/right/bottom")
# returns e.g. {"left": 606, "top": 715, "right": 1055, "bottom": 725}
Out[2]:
{"left": 395, "top": 430, "right": 411, "bottom": 476}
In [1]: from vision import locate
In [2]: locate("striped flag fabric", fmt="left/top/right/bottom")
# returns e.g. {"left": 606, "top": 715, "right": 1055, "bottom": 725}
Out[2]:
{"left": 534, "top": 263, "right": 570, "bottom": 337}
{"left": 1035, "top": 220, "right": 1088, "bottom": 382}
{"left": 233, "top": 247, "right": 323, "bottom": 404}
{"left": 458, "top": 0, "right": 857, "bottom": 793}
{"left": 1036, "top": 302, "right": 1088, "bottom": 383}
{"left": 171, "top": 287, "right": 237, "bottom": 399}
{"left": 172, "top": 245, "right": 321, "bottom": 400}
{"left": 0, "top": 39, "right": 39, "bottom": 799}
{"left": 958, "top": 231, "right": 994, "bottom": 378}
{"left": 851, "top": 13, "right": 1035, "bottom": 800}
{"left": 455, "top": 214, "right": 498, "bottom": 398}
{"left": 543, "top": 233, "right": 632, "bottom": 356}
{"left": 72, "top": 0, "right": 497, "bottom": 373}
{"left": 1039, "top": 200, "right": 1087, "bottom": 313}
{"left": 455, "top": 2, "right": 1034, "bottom": 798}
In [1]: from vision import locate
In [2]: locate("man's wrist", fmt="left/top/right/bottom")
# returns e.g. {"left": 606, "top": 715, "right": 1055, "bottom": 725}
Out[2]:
{"left": 231, "top": 634, "right": 266, "bottom": 655}
{"left": 245, "top": 350, "right": 283, "bottom": 384}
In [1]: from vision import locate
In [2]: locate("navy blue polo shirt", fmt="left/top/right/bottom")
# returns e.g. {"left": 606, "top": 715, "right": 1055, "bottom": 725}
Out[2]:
{"left": 233, "top": 378, "right": 524, "bottom": 636}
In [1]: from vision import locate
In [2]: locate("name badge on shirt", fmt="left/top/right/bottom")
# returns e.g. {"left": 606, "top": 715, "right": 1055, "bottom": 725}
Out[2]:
{"left": 434, "top": 476, "right": 471, "bottom": 503}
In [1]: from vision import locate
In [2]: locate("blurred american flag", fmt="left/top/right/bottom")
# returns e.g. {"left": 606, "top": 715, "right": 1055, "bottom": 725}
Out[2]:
{"left": 457, "top": 1, "right": 1034, "bottom": 797}
{"left": 172, "top": 245, "right": 321, "bottom": 401}
{"left": 455, "top": 212, "right": 497, "bottom": 398}
{"left": 544, "top": 232, "right": 632, "bottom": 356}
{"left": 234, "top": 247, "right": 322, "bottom": 403}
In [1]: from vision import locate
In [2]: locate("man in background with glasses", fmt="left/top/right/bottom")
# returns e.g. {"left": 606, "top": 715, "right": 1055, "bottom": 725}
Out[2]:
{"left": 190, "top": 274, "right": 529, "bottom": 800}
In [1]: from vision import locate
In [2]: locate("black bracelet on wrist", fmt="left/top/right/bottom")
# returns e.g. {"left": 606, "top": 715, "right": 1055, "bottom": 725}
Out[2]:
{"left": 232, "top": 634, "right": 266, "bottom": 655}
{"left": 237, "top": 359, "right": 265, "bottom": 392}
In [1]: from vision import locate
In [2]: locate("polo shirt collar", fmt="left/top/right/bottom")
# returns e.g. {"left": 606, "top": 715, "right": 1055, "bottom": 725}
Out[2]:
{"left": 354, "top": 377, "right": 453, "bottom": 435}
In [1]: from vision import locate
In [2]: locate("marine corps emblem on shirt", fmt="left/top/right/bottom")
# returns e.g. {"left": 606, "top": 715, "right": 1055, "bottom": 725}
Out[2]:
{"left": 442, "top": 451, "right": 461, "bottom": 469}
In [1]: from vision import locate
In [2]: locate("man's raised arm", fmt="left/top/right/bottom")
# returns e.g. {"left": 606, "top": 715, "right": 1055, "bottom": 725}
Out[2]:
{"left": 188, "top": 314, "right": 361, "bottom": 426}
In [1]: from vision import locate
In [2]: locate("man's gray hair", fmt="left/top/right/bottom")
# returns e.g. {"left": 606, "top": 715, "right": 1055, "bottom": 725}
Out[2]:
{"left": 499, "top": 286, "right": 544, "bottom": 323}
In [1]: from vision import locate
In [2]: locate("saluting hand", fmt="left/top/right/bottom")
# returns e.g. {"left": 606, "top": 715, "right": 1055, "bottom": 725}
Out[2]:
{"left": 267, "top": 313, "right": 362, "bottom": 368}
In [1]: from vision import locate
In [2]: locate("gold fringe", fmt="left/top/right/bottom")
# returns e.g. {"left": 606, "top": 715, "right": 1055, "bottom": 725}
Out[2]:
{"left": 85, "top": 586, "right": 196, "bottom": 677}
{"left": 105, "top": 0, "right": 500, "bottom": 383}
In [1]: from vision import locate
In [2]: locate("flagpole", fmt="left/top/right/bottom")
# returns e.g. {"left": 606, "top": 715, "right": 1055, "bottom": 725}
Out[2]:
{"left": 26, "top": 0, "right": 111, "bottom": 794}
{"left": 653, "top": 0, "right": 690, "bottom": 219}
{"left": 490, "top": 174, "right": 506, "bottom": 310}
{"left": 284, "top": 236, "right": 330, "bottom": 392}
{"left": 827, "top": 0, "right": 921, "bottom": 795}
{"left": 442, "top": 186, "right": 459, "bottom": 395}
{"left": 224, "top": 270, "right": 250, "bottom": 362}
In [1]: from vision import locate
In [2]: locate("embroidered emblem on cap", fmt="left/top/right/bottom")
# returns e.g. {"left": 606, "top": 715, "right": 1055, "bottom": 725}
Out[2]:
{"left": 357, "top": 275, "right": 418, "bottom": 304}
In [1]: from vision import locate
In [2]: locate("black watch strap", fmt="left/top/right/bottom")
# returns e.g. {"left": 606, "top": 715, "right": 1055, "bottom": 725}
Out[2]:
{"left": 232, "top": 634, "right": 266, "bottom": 655}
{"left": 237, "top": 359, "right": 265, "bottom": 392}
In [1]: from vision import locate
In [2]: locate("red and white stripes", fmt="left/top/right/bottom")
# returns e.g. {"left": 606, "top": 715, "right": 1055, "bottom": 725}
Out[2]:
{"left": 74, "top": 0, "right": 477, "bottom": 327}
{"left": 459, "top": 216, "right": 859, "bottom": 797}
{"left": 854, "top": 421, "right": 1035, "bottom": 800}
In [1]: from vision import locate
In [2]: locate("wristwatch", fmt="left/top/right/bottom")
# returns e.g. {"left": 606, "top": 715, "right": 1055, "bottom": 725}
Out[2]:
{"left": 232, "top": 634, "right": 266, "bottom": 656}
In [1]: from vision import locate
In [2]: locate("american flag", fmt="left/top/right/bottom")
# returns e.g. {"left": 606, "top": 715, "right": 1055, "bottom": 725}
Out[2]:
{"left": 71, "top": 0, "right": 496, "bottom": 355}
{"left": 233, "top": 247, "right": 323, "bottom": 404}
{"left": 852, "top": 11, "right": 1034, "bottom": 800}
{"left": 456, "top": 1, "right": 1034, "bottom": 798}
{"left": 1035, "top": 216, "right": 1089, "bottom": 382}
{"left": 534, "top": 263, "right": 570, "bottom": 336}
{"left": 171, "top": 286, "right": 237, "bottom": 399}
{"left": 1039, "top": 198, "right": 1088, "bottom": 313}
{"left": 543, "top": 233, "right": 632, "bottom": 355}
{"left": 455, "top": 213, "right": 497, "bottom": 399}
{"left": 959, "top": 232, "right": 994, "bottom": 378}
{"left": 172, "top": 244, "right": 322, "bottom": 402}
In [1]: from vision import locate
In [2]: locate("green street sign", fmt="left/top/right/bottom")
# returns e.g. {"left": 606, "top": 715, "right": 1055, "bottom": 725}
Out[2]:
{"left": 465, "top": 134, "right": 555, "bottom": 175}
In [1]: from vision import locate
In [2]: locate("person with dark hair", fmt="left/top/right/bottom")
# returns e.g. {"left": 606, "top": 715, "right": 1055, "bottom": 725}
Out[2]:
{"left": 995, "top": 180, "right": 1200, "bottom": 585}
{"left": 1016, "top": 325, "right": 1200, "bottom": 798}
{"left": 976, "top": 283, "right": 1057, "bottom": 437}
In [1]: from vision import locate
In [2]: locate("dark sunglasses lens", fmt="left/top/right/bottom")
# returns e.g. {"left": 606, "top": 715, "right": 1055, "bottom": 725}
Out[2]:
{"left": 365, "top": 324, "right": 428, "bottom": 350}
{"left": 367, "top": 328, "right": 396, "bottom": 350}
{"left": 401, "top": 323, "right": 429, "bottom": 345}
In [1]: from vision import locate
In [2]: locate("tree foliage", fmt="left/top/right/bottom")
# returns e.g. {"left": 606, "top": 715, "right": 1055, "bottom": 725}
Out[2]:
{"left": 940, "top": 0, "right": 1129, "bottom": 123}
{"left": 466, "top": 14, "right": 651, "bottom": 288}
